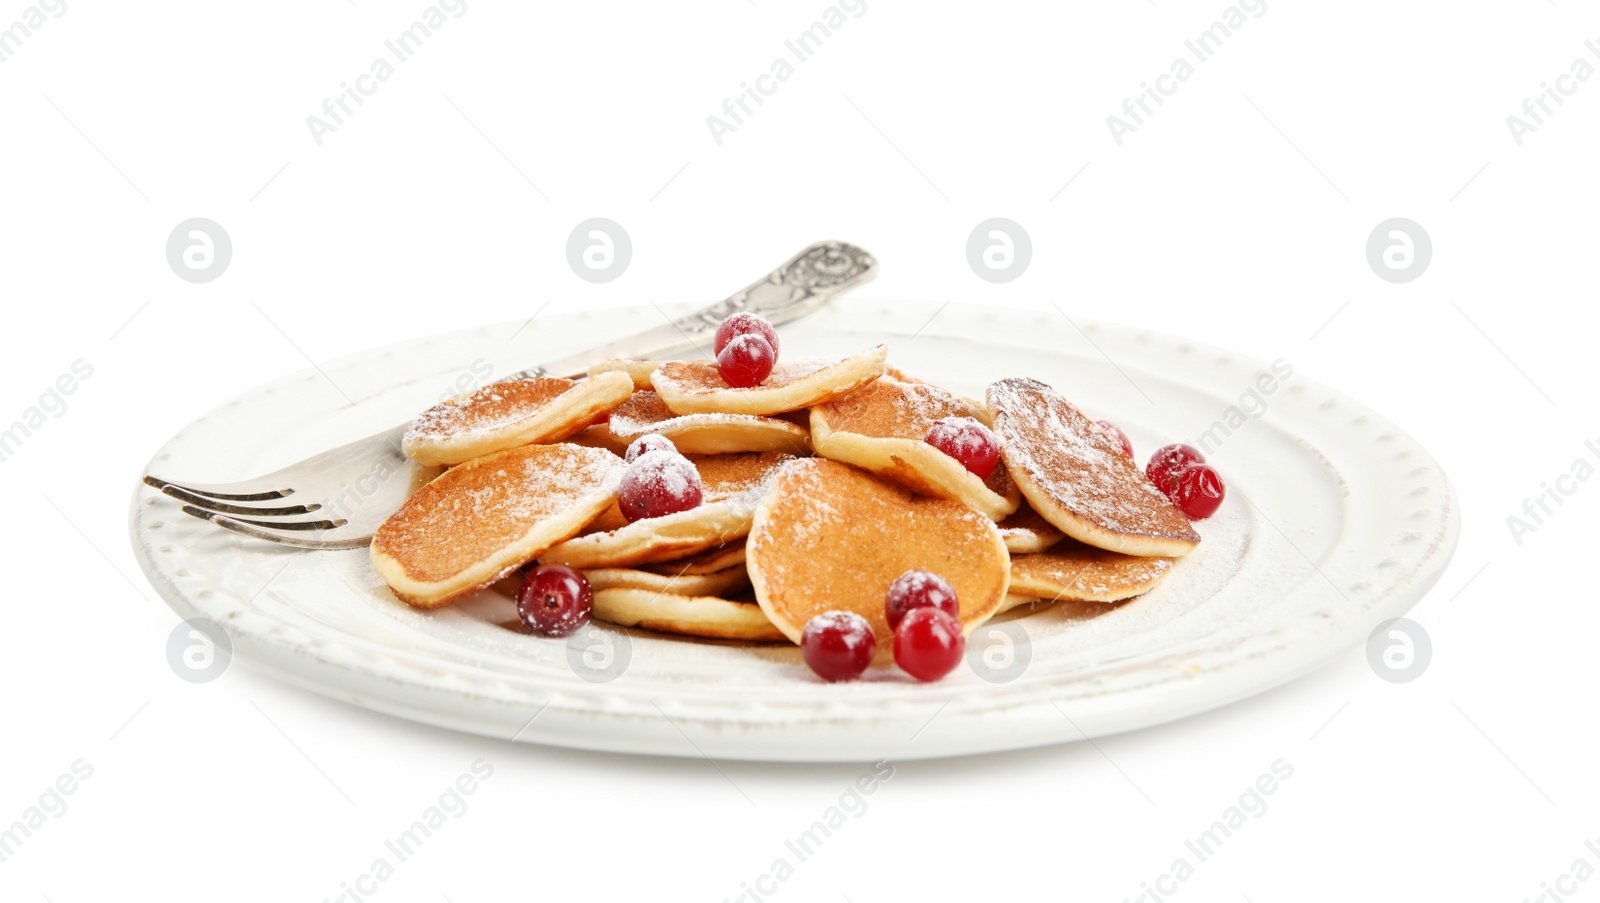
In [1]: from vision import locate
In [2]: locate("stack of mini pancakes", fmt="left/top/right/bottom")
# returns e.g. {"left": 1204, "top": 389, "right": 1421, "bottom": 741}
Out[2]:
{"left": 370, "top": 344, "right": 1201, "bottom": 658}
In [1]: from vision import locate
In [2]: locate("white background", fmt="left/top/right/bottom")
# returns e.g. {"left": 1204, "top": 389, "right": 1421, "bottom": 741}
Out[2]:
{"left": 3, "top": 1, "right": 1598, "bottom": 900}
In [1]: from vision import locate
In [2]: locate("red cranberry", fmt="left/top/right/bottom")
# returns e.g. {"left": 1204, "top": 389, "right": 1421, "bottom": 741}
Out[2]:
{"left": 801, "top": 611, "right": 876, "bottom": 682}
{"left": 713, "top": 312, "right": 781, "bottom": 358}
{"left": 716, "top": 334, "right": 776, "bottom": 388}
{"left": 1170, "top": 463, "right": 1225, "bottom": 519}
{"left": 618, "top": 451, "right": 703, "bottom": 522}
{"left": 885, "top": 570, "right": 959, "bottom": 631}
{"left": 517, "top": 565, "right": 593, "bottom": 637}
{"left": 1097, "top": 419, "right": 1134, "bottom": 457}
{"left": 925, "top": 417, "right": 1000, "bottom": 479}
{"left": 893, "top": 607, "right": 964, "bottom": 682}
{"left": 624, "top": 433, "right": 676, "bottom": 463}
{"left": 1146, "top": 443, "right": 1206, "bottom": 495}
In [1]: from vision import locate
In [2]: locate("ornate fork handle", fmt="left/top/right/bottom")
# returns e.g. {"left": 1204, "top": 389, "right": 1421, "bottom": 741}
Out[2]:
{"left": 669, "top": 240, "right": 877, "bottom": 333}
{"left": 141, "top": 240, "right": 878, "bottom": 551}
{"left": 511, "top": 240, "right": 877, "bottom": 381}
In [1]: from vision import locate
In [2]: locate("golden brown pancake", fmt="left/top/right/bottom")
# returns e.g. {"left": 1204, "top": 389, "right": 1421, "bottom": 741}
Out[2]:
{"left": 685, "top": 451, "right": 792, "bottom": 497}
{"left": 583, "top": 562, "right": 750, "bottom": 597}
{"left": 591, "top": 588, "right": 787, "bottom": 641}
{"left": 566, "top": 423, "right": 629, "bottom": 456}
{"left": 995, "top": 593, "right": 1046, "bottom": 616}
{"left": 994, "top": 593, "right": 1139, "bottom": 618}
{"left": 539, "top": 452, "right": 791, "bottom": 568}
{"left": 587, "top": 358, "right": 662, "bottom": 390}
{"left": 747, "top": 458, "right": 1009, "bottom": 656}
{"left": 651, "top": 345, "right": 888, "bottom": 416}
{"left": 810, "top": 374, "right": 1020, "bottom": 521}
{"left": 643, "top": 539, "right": 747, "bottom": 575}
{"left": 371, "top": 444, "right": 623, "bottom": 608}
{"left": 996, "top": 500, "right": 1066, "bottom": 553}
{"left": 988, "top": 377, "right": 1200, "bottom": 557}
{"left": 1008, "top": 539, "right": 1174, "bottom": 602}
{"left": 608, "top": 391, "right": 810, "bottom": 456}
{"left": 884, "top": 368, "right": 992, "bottom": 425}
{"left": 402, "top": 372, "right": 634, "bottom": 466}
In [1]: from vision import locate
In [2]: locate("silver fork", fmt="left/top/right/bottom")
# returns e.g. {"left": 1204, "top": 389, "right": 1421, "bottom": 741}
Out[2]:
{"left": 143, "top": 240, "right": 878, "bottom": 550}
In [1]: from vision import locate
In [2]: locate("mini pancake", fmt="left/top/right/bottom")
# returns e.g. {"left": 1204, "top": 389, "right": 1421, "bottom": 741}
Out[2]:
{"left": 539, "top": 452, "right": 791, "bottom": 568}
{"left": 651, "top": 344, "right": 889, "bottom": 416}
{"left": 885, "top": 367, "right": 992, "bottom": 426}
{"left": 583, "top": 562, "right": 751, "bottom": 597}
{"left": 1008, "top": 540, "right": 1175, "bottom": 602}
{"left": 748, "top": 458, "right": 1009, "bottom": 656}
{"left": 371, "top": 444, "right": 623, "bottom": 608}
{"left": 566, "top": 423, "right": 629, "bottom": 456}
{"left": 643, "top": 539, "right": 747, "bottom": 575}
{"left": 608, "top": 390, "right": 811, "bottom": 456}
{"left": 810, "top": 374, "right": 1020, "bottom": 521}
{"left": 996, "top": 500, "right": 1066, "bottom": 553}
{"left": 995, "top": 593, "right": 1047, "bottom": 616}
{"left": 988, "top": 377, "right": 1200, "bottom": 558}
{"left": 402, "top": 372, "right": 634, "bottom": 466}
{"left": 587, "top": 358, "right": 662, "bottom": 390}
{"left": 591, "top": 588, "right": 786, "bottom": 642}
{"left": 993, "top": 593, "right": 1139, "bottom": 618}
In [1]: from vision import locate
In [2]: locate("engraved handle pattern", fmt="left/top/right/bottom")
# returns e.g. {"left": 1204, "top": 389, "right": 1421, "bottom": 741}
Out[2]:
{"left": 668, "top": 240, "right": 878, "bottom": 335}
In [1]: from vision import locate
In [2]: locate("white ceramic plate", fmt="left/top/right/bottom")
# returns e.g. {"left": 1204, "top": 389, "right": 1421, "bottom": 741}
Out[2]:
{"left": 129, "top": 301, "right": 1458, "bottom": 762}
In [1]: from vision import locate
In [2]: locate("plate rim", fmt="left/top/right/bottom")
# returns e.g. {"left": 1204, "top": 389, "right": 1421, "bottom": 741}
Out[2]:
{"left": 129, "top": 300, "right": 1460, "bottom": 761}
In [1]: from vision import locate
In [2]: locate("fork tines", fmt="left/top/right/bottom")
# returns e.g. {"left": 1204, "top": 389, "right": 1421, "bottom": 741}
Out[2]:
{"left": 146, "top": 474, "right": 355, "bottom": 540}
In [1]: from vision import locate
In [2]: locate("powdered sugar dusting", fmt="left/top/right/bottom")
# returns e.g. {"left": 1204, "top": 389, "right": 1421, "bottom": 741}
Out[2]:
{"left": 988, "top": 377, "right": 1198, "bottom": 541}
{"left": 629, "top": 449, "right": 698, "bottom": 499}
{"left": 655, "top": 358, "right": 830, "bottom": 395}
{"left": 749, "top": 458, "right": 1008, "bottom": 649}
{"left": 817, "top": 374, "right": 977, "bottom": 441}
{"left": 609, "top": 390, "right": 795, "bottom": 440}
{"left": 890, "top": 569, "right": 949, "bottom": 599}
{"left": 608, "top": 391, "right": 677, "bottom": 437}
{"left": 562, "top": 452, "right": 790, "bottom": 543}
{"left": 650, "top": 345, "right": 889, "bottom": 415}
{"left": 691, "top": 451, "right": 793, "bottom": 502}
{"left": 405, "top": 378, "right": 574, "bottom": 442}
{"left": 997, "top": 500, "right": 1064, "bottom": 547}
{"left": 930, "top": 416, "right": 993, "bottom": 459}
{"left": 802, "top": 611, "right": 874, "bottom": 653}
{"left": 373, "top": 443, "right": 623, "bottom": 582}
{"left": 807, "top": 610, "right": 866, "bottom": 632}
{"left": 1009, "top": 543, "right": 1174, "bottom": 600}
